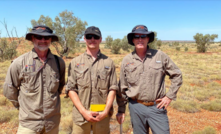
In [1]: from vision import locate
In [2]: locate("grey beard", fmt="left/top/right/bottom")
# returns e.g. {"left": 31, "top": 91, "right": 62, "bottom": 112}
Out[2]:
{"left": 34, "top": 43, "right": 50, "bottom": 51}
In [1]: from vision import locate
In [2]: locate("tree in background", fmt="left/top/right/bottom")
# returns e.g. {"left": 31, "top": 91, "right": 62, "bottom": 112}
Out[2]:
{"left": 156, "top": 40, "right": 162, "bottom": 49}
{"left": 148, "top": 32, "right": 158, "bottom": 49}
{"left": 121, "top": 36, "right": 134, "bottom": 52}
{"left": 0, "top": 20, "right": 23, "bottom": 61}
{"left": 111, "top": 38, "right": 121, "bottom": 54}
{"left": 193, "top": 33, "right": 218, "bottom": 53}
{"left": 105, "top": 35, "right": 113, "bottom": 49}
{"left": 31, "top": 10, "right": 87, "bottom": 57}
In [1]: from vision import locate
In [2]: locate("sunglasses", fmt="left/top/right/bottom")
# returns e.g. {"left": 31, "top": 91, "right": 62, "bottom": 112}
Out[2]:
{"left": 133, "top": 34, "right": 148, "bottom": 39}
{"left": 85, "top": 34, "right": 100, "bottom": 40}
{"left": 34, "top": 35, "right": 51, "bottom": 40}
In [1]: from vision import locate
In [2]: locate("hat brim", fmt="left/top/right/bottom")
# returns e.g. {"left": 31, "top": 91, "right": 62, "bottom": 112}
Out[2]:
{"left": 127, "top": 31, "right": 155, "bottom": 46}
{"left": 84, "top": 32, "right": 101, "bottom": 37}
{"left": 26, "top": 32, "right": 59, "bottom": 42}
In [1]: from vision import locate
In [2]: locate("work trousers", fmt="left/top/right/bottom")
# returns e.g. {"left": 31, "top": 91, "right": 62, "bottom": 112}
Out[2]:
{"left": 129, "top": 99, "right": 170, "bottom": 134}
{"left": 72, "top": 116, "right": 110, "bottom": 134}
{"left": 17, "top": 124, "right": 59, "bottom": 134}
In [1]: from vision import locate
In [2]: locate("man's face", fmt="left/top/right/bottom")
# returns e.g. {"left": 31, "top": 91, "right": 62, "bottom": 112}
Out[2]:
{"left": 84, "top": 34, "right": 102, "bottom": 50}
{"left": 132, "top": 34, "right": 149, "bottom": 50}
{"left": 32, "top": 35, "right": 52, "bottom": 52}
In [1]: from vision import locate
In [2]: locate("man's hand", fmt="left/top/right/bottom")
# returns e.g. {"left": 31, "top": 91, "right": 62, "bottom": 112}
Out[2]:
{"left": 82, "top": 110, "right": 99, "bottom": 122}
{"left": 116, "top": 113, "right": 125, "bottom": 124}
{"left": 156, "top": 96, "right": 172, "bottom": 109}
{"left": 95, "top": 111, "right": 108, "bottom": 121}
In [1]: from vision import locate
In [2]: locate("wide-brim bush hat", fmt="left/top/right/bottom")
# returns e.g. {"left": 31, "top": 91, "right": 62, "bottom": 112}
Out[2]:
{"left": 84, "top": 26, "right": 102, "bottom": 37}
{"left": 26, "top": 25, "right": 58, "bottom": 42}
{"left": 127, "top": 25, "right": 155, "bottom": 45}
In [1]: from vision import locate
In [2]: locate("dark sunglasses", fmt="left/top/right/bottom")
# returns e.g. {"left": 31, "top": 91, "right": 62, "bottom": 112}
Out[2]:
{"left": 85, "top": 34, "right": 100, "bottom": 40}
{"left": 134, "top": 34, "right": 148, "bottom": 39}
{"left": 34, "top": 35, "right": 51, "bottom": 40}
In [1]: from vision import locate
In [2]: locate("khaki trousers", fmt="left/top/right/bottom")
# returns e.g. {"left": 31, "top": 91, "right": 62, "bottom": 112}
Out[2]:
{"left": 72, "top": 117, "right": 110, "bottom": 134}
{"left": 17, "top": 124, "right": 59, "bottom": 134}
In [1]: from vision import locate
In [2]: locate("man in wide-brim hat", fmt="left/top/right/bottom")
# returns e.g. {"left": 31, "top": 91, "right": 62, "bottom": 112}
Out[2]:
{"left": 116, "top": 25, "right": 182, "bottom": 134}
{"left": 3, "top": 25, "right": 65, "bottom": 134}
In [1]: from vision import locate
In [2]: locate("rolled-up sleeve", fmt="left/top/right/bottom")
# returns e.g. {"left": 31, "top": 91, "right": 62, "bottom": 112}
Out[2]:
{"left": 109, "top": 62, "right": 118, "bottom": 91}
{"left": 163, "top": 54, "right": 183, "bottom": 100}
{"left": 3, "top": 60, "right": 21, "bottom": 108}
{"left": 66, "top": 60, "right": 78, "bottom": 96}
{"left": 116, "top": 61, "right": 128, "bottom": 113}
{"left": 58, "top": 58, "right": 66, "bottom": 94}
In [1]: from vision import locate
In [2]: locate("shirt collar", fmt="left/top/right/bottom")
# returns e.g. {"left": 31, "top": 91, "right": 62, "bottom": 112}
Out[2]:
{"left": 84, "top": 49, "right": 102, "bottom": 59}
{"left": 31, "top": 48, "right": 54, "bottom": 59}
{"left": 132, "top": 47, "right": 152, "bottom": 59}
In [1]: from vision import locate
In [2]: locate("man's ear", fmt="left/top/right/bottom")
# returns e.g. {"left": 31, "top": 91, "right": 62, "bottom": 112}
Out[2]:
{"left": 99, "top": 37, "right": 102, "bottom": 43}
{"left": 84, "top": 36, "right": 86, "bottom": 42}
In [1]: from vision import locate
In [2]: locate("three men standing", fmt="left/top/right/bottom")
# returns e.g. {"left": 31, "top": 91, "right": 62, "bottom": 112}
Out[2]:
{"left": 3, "top": 24, "right": 182, "bottom": 134}
{"left": 3, "top": 25, "right": 66, "bottom": 134}
{"left": 116, "top": 25, "right": 182, "bottom": 134}
{"left": 66, "top": 26, "right": 118, "bottom": 134}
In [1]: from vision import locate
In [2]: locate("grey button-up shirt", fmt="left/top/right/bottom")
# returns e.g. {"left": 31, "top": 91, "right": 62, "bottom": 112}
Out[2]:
{"left": 3, "top": 48, "right": 65, "bottom": 132}
{"left": 117, "top": 49, "right": 182, "bottom": 113}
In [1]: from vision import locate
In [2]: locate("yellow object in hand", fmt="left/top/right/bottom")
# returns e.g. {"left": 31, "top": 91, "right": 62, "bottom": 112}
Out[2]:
{"left": 90, "top": 104, "right": 106, "bottom": 112}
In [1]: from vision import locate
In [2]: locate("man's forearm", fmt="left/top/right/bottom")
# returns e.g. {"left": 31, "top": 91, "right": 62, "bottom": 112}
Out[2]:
{"left": 103, "top": 90, "right": 116, "bottom": 115}
{"left": 68, "top": 90, "right": 86, "bottom": 114}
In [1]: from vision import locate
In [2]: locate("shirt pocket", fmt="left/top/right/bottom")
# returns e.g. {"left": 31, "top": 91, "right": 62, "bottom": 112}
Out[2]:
{"left": 124, "top": 66, "right": 139, "bottom": 85}
{"left": 21, "top": 72, "right": 40, "bottom": 93}
{"left": 97, "top": 68, "right": 111, "bottom": 90}
{"left": 49, "top": 72, "right": 60, "bottom": 93}
{"left": 149, "top": 63, "right": 165, "bottom": 84}
{"left": 74, "top": 67, "right": 89, "bottom": 87}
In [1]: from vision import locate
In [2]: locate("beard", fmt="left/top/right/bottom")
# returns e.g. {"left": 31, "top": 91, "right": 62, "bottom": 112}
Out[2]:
{"left": 34, "top": 42, "right": 50, "bottom": 51}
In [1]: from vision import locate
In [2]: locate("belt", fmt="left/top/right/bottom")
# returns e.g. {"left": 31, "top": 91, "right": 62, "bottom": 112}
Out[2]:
{"left": 131, "top": 99, "right": 160, "bottom": 106}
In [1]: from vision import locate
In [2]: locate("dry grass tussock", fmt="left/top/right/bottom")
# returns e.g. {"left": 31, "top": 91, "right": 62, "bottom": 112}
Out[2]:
{"left": 192, "top": 126, "right": 217, "bottom": 134}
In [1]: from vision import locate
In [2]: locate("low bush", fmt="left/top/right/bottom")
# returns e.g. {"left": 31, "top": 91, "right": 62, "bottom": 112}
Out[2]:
{"left": 170, "top": 99, "right": 200, "bottom": 113}
{"left": 176, "top": 47, "right": 180, "bottom": 51}
{"left": 0, "top": 97, "right": 8, "bottom": 106}
{"left": 192, "top": 126, "right": 216, "bottom": 134}
{"left": 0, "top": 107, "right": 18, "bottom": 123}
{"left": 201, "top": 99, "right": 221, "bottom": 111}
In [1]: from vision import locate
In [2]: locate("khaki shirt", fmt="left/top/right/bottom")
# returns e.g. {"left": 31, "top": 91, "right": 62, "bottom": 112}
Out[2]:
{"left": 66, "top": 51, "right": 118, "bottom": 125}
{"left": 117, "top": 49, "right": 182, "bottom": 113}
{"left": 3, "top": 48, "right": 65, "bottom": 132}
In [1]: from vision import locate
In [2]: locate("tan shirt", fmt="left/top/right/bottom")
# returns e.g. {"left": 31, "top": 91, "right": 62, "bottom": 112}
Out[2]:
{"left": 117, "top": 49, "right": 182, "bottom": 113}
{"left": 3, "top": 48, "right": 65, "bottom": 132}
{"left": 66, "top": 51, "right": 118, "bottom": 125}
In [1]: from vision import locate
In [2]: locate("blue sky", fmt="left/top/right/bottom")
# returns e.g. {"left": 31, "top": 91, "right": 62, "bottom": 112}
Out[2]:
{"left": 0, "top": 0, "right": 221, "bottom": 41}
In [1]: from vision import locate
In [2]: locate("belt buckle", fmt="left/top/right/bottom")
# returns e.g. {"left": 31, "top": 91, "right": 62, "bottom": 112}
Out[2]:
{"left": 143, "top": 100, "right": 150, "bottom": 106}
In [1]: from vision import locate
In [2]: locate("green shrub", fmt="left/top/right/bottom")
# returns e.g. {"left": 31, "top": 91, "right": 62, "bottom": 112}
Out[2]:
{"left": 0, "top": 38, "right": 17, "bottom": 62}
{"left": 111, "top": 38, "right": 121, "bottom": 54}
{"left": 201, "top": 99, "right": 221, "bottom": 111}
{"left": 192, "top": 126, "right": 216, "bottom": 134}
{"left": 176, "top": 47, "right": 180, "bottom": 51}
{"left": 173, "top": 41, "right": 179, "bottom": 47}
{"left": 170, "top": 99, "right": 200, "bottom": 113}
{"left": 194, "top": 89, "right": 211, "bottom": 101}
{"left": 185, "top": 47, "right": 188, "bottom": 52}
